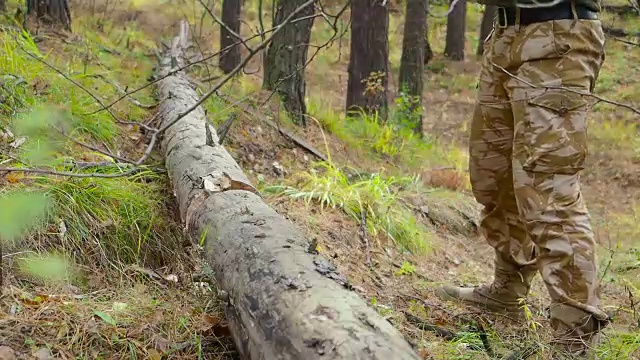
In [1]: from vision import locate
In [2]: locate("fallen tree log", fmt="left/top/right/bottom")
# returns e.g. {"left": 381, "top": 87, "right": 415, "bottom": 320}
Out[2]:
{"left": 155, "top": 21, "right": 421, "bottom": 360}
{"left": 604, "top": 26, "right": 640, "bottom": 38}
{"left": 602, "top": 4, "right": 639, "bottom": 16}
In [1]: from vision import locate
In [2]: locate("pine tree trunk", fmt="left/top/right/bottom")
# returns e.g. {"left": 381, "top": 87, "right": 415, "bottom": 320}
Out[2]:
{"left": 444, "top": 0, "right": 466, "bottom": 61}
{"left": 424, "top": 27, "right": 434, "bottom": 65}
{"left": 262, "top": 0, "right": 316, "bottom": 125}
{"left": 476, "top": 5, "right": 496, "bottom": 57}
{"left": 26, "top": 0, "right": 72, "bottom": 31}
{"left": 399, "top": 0, "right": 426, "bottom": 134}
{"left": 346, "top": 0, "right": 390, "bottom": 120}
{"left": 219, "top": 0, "right": 242, "bottom": 74}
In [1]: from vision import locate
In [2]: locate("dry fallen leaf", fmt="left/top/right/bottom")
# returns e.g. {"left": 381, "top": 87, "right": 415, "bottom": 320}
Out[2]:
{"left": 84, "top": 317, "right": 99, "bottom": 334}
{"left": 147, "top": 349, "right": 162, "bottom": 360}
{"left": 33, "top": 347, "right": 53, "bottom": 360}
{"left": 5, "top": 172, "right": 23, "bottom": 184}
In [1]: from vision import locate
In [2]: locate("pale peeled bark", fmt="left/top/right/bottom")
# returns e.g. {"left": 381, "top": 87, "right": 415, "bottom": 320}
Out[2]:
{"left": 155, "top": 22, "right": 421, "bottom": 360}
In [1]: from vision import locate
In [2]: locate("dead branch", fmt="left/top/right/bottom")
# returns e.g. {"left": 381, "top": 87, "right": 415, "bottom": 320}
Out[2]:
{"left": 90, "top": 74, "right": 158, "bottom": 109}
{"left": 604, "top": 26, "right": 640, "bottom": 38}
{"left": 602, "top": 4, "right": 640, "bottom": 15}
{"left": 18, "top": 45, "right": 122, "bottom": 123}
{"left": 55, "top": 127, "right": 135, "bottom": 164}
{"left": 359, "top": 209, "right": 373, "bottom": 269}
{"left": 215, "top": 113, "right": 237, "bottom": 145}
{"left": 403, "top": 311, "right": 460, "bottom": 341}
{"left": 196, "top": 0, "right": 251, "bottom": 52}
{"left": 490, "top": 61, "right": 640, "bottom": 117}
{"left": 216, "top": 92, "right": 329, "bottom": 162}
{"left": 0, "top": 166, "right": 143, "bottom": 178}
{"left": 156, "top": 1, "right": 318, "bottom": 135}
{"left": 83, "top": 13, "right": 327, "bottom": 117}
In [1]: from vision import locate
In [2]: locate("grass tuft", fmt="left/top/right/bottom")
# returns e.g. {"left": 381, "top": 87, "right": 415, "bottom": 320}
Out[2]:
{"left": 263, "top": 161, "right": 433, "bottom": 255}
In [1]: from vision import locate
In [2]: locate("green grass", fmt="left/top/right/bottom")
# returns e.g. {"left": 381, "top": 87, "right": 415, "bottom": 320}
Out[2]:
{"left": 308, "top": 100, "right": 468, "bottom": 171}
{"left": 0, "top": 5, "right": 218, "bottom": 357}
{"left": 0, "top": 5, "right": 185, "bottom": 272}
{"left": 2, "top": 0, "right": 639, "bottom": 358}
{"left": 262, "top": 159, "right": 479, "bottom": 255}
{"left": 263, "top": 160, "right": 433, "bottom": 255}
{"left": 43, "top": 171, "right": 181, "bottom": 267}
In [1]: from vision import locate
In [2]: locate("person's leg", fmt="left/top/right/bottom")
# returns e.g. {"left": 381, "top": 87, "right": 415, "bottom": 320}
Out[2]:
{"left": 505, "top": 18, "right": 609, "bottom": 355}
{"left": 437, "top": 24, "right": 538, "bottom": 316}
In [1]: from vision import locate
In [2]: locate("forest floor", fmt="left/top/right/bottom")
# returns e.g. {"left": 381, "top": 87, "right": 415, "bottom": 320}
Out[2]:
{"left": 1, "top": 0, "right": 640, "bottom": 359}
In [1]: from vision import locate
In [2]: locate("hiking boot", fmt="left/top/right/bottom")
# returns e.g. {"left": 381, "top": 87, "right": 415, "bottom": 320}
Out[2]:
{"left": 547, "top": 305, "right": 610, "bottom": 360}
{"left": 436, "top": 266, "right": 534, "bottom": 319}
{"left": 546, "top": 333, "right": 601, "bottom": 359}
{"left": 436, "top": 283, "right": 525, "bottom": 319}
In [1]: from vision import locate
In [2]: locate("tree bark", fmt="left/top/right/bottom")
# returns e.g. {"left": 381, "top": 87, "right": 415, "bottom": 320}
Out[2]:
{"left": 476, "top": 5, "right": 496, "bottom": 57}
{"left": 220, "top": 0, "right": 242, "bottom": 74}
{"left": 0, "top": 0, "right": 6, "bottom": 12}
{"left": 444, "top": 0, "right": 466, "bottom": 61}
{"left": 346, "top": 0, "right": 390, "bottom": 120}
{"left": 424, "top": 27, "right": 434, "bottom": 65}
{"left": 262, "top": 0, "right": 315, "bottom": 125}
{"left": 156, "top": 21, "right": 421, "bottom": 360}
{"left": 26, "top": 0, "right": 71, "bottom": 31}
{"left": 399, "top": 0, "right": 427, "bottom": 134}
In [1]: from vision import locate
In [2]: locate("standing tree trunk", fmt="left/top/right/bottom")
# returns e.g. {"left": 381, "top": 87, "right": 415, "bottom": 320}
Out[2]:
{"left": 476, "top": 5, "right": 496, "bottom": 57}
{"left": 444, "top": 0, "right": 466, "bottom": 61}
{"left": 399, "top": 0, "right": 427, "bottom": 134}
{"left": 346, "top": 0, "right": 390, "bottom": 120}
{"left": 263, "top": 0, "right": 315, "bottom": 125}
{"left": 0, "top": 0, "right": 6, "bottom": 12}
{"left": 424, "top": 0, "right": 434, "bottom": 65}
{"left": 26, "top": 0, "right": 71, "bottom": 31}
{"left": 424, "top": 27, "right": 434, "bottom": 65}
{"left": 219, "top": 0, "right": 242, "bottom": 74}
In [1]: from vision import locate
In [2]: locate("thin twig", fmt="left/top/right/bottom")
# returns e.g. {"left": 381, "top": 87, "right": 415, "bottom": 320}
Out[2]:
{"left": 156, "top": 0, "right": 317, "bottom": 135}
{"left": 197, "top": 0, "right": 252, "bottom": 52}
{"left": 216, "top": 92, "right": 328, "bottom": 161}
{"left": 505, "top": 343, "right": 542, "bottom": 360}
{"left": 473, "top": 318, "right": 494, "bottom": 357}
{"left": 90, "top": 74, "right": 158, "bottom": 109}
{"left": 0, "top": 166, "right": 142, "bottom": 178}
{"left": 360, "top": 209, "right": 372, "bottom": 269}
{"left": 17, "top": 45, "right": 122, "bottom": 122}
{"left": 55, "top": 127, "right": 135, "bottom": 164}
{"left": 491, "top": 61, "right": 640, "bottom": 116}
{"left": 403, "top": 311, "right": 460, "bottom": 341}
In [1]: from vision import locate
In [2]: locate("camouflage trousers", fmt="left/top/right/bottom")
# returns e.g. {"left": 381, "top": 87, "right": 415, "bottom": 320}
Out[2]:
{"left": 470, "top": 18, "right": 610, "bottom": 346}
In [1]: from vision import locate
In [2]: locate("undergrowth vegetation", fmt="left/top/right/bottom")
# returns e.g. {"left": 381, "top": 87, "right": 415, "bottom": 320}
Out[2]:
{"left": 0, "top": 0, "right": 639, "bottom": 358}
{"left": 307, "top": 101, "right": 469, "bottom": 172}
{"left": 0, "top": 12, "right": 178, "bottom": 271}
{"left": 263, "top": 161, "right": 433, "bottom": 254}
{"left": 0, "top": 2, "right": 234, "bottom": 357}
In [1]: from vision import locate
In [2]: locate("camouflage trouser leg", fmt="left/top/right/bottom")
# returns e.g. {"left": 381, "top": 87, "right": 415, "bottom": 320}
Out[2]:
{"left": 470, "top": 18, "right": 610, "bottom": 345}
{"left": 470, "top": 31, "right": 538, "bottom": 300}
